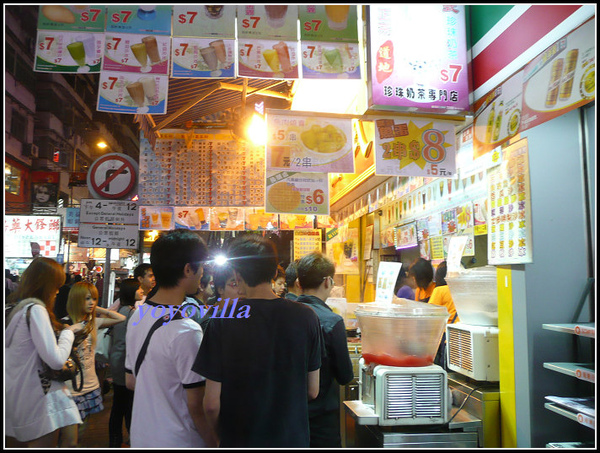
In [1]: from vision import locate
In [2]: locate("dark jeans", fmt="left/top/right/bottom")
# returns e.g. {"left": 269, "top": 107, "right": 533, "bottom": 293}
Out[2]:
{"left": 108, "top": 383, "right": 134, "bottom": 447}
{"left": 309, "top": 410, "right": 342, "bottom": 448}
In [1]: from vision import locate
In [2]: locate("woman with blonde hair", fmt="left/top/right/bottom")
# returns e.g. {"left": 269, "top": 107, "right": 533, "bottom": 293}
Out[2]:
{"left": 5, "top": 257, "right": 85, "bottom": 448}
{"left": 60, "top": 281, "right": 126, "bottom": 446}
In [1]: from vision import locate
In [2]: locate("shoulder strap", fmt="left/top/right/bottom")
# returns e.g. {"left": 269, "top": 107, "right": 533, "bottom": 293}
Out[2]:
{"left": 134, "top": 307, "right": 184, "bottom": 376}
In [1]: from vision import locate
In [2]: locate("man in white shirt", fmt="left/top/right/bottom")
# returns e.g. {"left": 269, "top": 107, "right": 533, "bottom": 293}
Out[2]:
{"left": 109, "top": 263, "right": 155, "bottom": 311}
{"left": 124, "top": 230, "right": 216, "bottom": 448}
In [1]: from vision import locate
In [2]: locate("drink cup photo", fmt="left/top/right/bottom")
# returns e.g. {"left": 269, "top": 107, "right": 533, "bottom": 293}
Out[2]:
{"left": 151, "top": 212, "right": 159, "bottom": 226}
{"left": 139, "top": 77, "right": 157, "bottom": 104}
{"left": 126, "top": 82, "right": 147, "bottom": 113}
{"left": 209, "top": 40, "right": 227, "bottom": 66}
{"left": 264, "top": 5, "right": 288, "bottom": 29}
{"left": 130, "top": 43, "right": 150, "bottom": 72}
{"left": 137, "top": 5, "right": 156, "bottom": 21}
{"left": 67, "top": 41, "right": 89, "bottom": 73}
{"left": 205, "top": 5, "right": 224, "bottom": 19}
{"left": 142, "top": 36, "right": 161, "bottom": 65}
{"left": 325, "top": 5, "right": 350, "bottom": 31}
{"left": 80, "top": 34, "right": 97, "bottom": 65}
{"left": 200, "top": 46, "right": 221, "bottom": 76}
{"left": 160, "top": 211, "right": 172, "bottom": 229}
{"left": 273, "top": 42, "right": 292, "bottom": 73}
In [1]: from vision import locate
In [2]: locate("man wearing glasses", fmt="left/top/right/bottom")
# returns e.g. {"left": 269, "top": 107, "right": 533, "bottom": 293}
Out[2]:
{"left": 296, "top": 252, "right": 354, "bottom": 448}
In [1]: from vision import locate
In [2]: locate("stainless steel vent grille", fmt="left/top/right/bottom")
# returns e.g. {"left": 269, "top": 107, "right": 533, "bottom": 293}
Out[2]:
{"left": 448, "top": 326, "right": 473, "bottom": 372}
{"left": 384, "top": 373, "right": 444, "bottom": 419}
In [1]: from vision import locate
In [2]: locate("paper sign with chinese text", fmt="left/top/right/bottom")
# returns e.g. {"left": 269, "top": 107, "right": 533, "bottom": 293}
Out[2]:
{"left": 294, "top": 229, "right": 322, "bottom": 260}
{"left": 374, "top": 118, "right": 455, "bottom": 177}
{"left": 368, "top": 5, "right": 469, "bottom": 113}
{"left": 267, "top": 112, "right": 354, "bottom": 173}
{"left": 488, "top": 139, "right": 533, "bottom": 265}
{"left": 5, "top": 216, "right": 62, "bottom": 258}
{"left": 265, "top": 171, "right": 329, "bottom": 216}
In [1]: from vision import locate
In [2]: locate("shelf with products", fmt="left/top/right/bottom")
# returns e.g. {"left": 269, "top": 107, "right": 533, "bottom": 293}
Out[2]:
{"left": 542, "top": 322, "right": 595, "bottom": 431}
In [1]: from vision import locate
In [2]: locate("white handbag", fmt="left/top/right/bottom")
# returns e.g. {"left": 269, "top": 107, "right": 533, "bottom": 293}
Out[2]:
{"left": 95, "top": 327, "right": 112, "bottom": 363}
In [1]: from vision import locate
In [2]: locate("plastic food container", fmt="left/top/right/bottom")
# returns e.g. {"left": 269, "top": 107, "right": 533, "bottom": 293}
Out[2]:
{"left": 355, "top": 299, "right": 449, "bottom": 367}
{"left": 445, "top": 266, "right": 498, "bottom": 326}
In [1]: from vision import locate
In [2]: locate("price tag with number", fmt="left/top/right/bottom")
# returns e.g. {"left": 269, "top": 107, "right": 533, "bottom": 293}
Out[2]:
{"left": 37, "top": 5, "right": 105, "bottom": 32}
{"left": 98, "top": 71, "right": 168, "bottom": 115}
{"left": 374, "top": 117, "right": 456, "bottom": 177}
{"left": 173, "top": 6, "right": 236, "bottom": 38}
{"left": 265, "top": 170, "right": 329, "bottom": 216}
{"left": 35, "top": 31, "right": 104, "bottom": 73}
{"left": 237, "top": 5, "right": 298, "bottom": 41}
{"left": 171, "top": 37, "right": 234, "bottom": 78}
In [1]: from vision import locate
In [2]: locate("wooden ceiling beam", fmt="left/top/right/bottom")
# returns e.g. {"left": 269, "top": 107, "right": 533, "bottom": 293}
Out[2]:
{"left": 152, "top": 82, "right": 221, "bottom": 131}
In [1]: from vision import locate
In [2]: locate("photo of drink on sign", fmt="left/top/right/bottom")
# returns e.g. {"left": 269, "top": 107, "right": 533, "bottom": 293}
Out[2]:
{"left": 98, "top": 71, "right": 168, "bottom": 114}
{"left": 103, "top": 33, "right": 170, "bottom": 74}
{"left": 238, "top": 39, "right": 299, "bottom": 79}
{"left": 35, "top": 31, "right": 104, "bottom": 73}
{"left": 171, "top": 37, "right": 234, "bottom": 78}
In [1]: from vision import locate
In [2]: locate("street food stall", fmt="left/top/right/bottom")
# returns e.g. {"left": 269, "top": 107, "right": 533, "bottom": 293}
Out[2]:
{"left": 7, "top": 4, "right": 595, "bottom": 448}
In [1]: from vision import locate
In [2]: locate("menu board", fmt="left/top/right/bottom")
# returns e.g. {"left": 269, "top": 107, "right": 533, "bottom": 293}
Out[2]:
{"left": 280, "top": 214, "right": 315, "bottom": 230}
{"left": 173, "top": 207, "right": 210, "bottom": 231}
{"left": 488, "top": 139, "right": 533, "bottom": 265}
{"left": 98, "top": 71, "right": 168, "bottom": 114}
{"left": 521, "top": 19, "right": 595, "bottom": 131}
{"left": 98, "top": 5, "right": 171, "bottom": 114}
{"left": 294, "top": 229, "right": 323, "bottom": 260}
{"left": 172, "top": 6, "right": 236, "bottom": 78}
{"left": 375, "top": 262, "right": 402, "bottom": 305}
{"left": 35, "top": 5, "right": 105, "bottom": 73}
{"left": 139, "top": 130, "right": 264, "bottom": 207}
{"left": 265, "top": 171, "right": 329, "bottom": 216}
{"left": 209, "top": 207, "right": 245, "bottom": 231}
{"left": 396, "top": 222, "right": 418, "bottom": 249}
{"left": 266, "top": 112, "right": 354, "bottom": 173}
{"left": 374, "top": 117, "right": 456, "bottom": 177}
{"left": 245, "top": 208, "right": 278, "bottom": 230}
{"left": 237, "top": 5, "right": 299, "bottom": 79}
{"left": 299, "top": 5, "right": 360, "bottom": 80}
{"left": 368, "top": 4, "right": 469, "bottom": 113}
{"left": 139, "top": 206, "right": 174, "bottom": 231}
{"left": 473, "top": 71, "right": 524, "bottom": 158}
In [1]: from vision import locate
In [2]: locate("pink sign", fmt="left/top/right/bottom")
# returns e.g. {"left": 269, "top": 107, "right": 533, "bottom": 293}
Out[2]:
{"left": 368, "top": 5, "right": 469, "bottom": 113}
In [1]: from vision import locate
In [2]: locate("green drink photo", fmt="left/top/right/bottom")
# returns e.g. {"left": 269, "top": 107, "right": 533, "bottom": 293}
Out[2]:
{"left": 67, "top": 41, "right": 88, "bottom": 72}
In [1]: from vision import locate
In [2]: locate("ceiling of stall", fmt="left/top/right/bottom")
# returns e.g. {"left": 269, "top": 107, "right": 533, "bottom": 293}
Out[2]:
{"left": 139, "top": 76, "right": 295, "bottom": 136}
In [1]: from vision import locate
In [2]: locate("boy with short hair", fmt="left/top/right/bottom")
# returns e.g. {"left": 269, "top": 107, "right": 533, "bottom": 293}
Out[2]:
{"left": 194, "top": 235, "right": 322, "bottom": 447}
{"left": 124, "top": 229, "right": 216, "bottom": 448}
{"left": 296, "top": 251, "right": 354, "bottom": 447}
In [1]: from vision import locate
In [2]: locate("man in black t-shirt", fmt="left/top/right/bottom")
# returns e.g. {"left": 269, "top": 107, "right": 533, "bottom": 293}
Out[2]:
{"left": 193, "top": 236, "right": 322, "bottom": 447}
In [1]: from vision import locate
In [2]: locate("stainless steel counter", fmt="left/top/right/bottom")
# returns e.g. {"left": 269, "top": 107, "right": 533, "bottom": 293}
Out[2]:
{"left": 343, "top": 400, "right": 482, "bottom": 448}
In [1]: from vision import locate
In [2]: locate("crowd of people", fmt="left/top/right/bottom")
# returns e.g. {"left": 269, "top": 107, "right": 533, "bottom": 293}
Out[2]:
{"left": 4, "top": 230, "right": 355, "bottom": 448}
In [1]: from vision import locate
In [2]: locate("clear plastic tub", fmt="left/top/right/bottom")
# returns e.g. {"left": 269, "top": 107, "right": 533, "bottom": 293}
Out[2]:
{"left": 445, "top": 266, "right": 498, "bottom": 326}
{"left": 355, "top": 299, "right": 449, "bottom": 367}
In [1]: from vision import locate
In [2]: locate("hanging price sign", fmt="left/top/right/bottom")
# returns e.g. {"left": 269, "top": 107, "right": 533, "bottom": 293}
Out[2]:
{"left": 265, "top": 171, "right": 329, "bottom": 215}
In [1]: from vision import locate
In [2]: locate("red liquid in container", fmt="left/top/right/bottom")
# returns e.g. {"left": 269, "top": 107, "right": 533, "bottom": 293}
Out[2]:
{"left": 362, "top": 352, "right": 434, "bottom": 367}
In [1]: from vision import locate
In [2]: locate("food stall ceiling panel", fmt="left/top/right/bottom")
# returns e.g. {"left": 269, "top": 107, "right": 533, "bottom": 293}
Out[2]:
{"left": 148, "top": 77, "right": 293, "bottom": 131}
